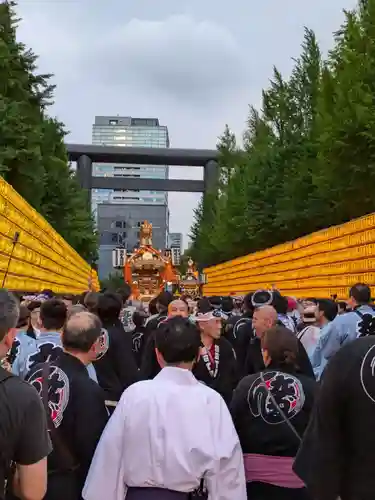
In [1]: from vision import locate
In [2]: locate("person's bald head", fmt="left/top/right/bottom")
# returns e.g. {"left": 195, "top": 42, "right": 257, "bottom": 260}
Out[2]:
{"left": 62, "top": 311, "right": 102, "bottom": 353}
{"left": 252, "top": 305, "right": 278, "bottom": 338}
{"left": 168, "top": 299, "right": 189, "bottom": 318}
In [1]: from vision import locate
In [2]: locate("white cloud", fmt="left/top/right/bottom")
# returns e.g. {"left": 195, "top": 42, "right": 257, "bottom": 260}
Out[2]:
{"left": 81, "top": 15, "right": 247, "bottom": 105}
{"left": 14, "top": 0, "right": 359, "bottom": 246}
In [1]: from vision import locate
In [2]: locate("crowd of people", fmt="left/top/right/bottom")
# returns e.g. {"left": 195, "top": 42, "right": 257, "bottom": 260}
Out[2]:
{"left": 0, "top": 282, "right": 374, "bottom": 500}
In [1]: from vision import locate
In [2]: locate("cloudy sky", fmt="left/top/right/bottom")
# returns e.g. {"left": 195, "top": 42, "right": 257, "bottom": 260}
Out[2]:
{"left": 16, "top": 0, "right": 357, "bottom": 247}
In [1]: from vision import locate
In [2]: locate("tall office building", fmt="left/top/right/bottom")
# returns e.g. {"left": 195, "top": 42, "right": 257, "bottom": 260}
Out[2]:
{"left": 92, "top": 116, "right": 170, "bottom": 279}
{"left": 168, "top": 233, "right": 183, "bottom": 267}
{"left": 168, "top": 233, "right": 183, "bottom": 252}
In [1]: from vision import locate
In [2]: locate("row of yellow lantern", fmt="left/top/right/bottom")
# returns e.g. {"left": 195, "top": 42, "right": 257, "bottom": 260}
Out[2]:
{"left": 206, "top": 248, "right": 375, "bottom": 288}
{"left": 207, "top": 230, "right": 375, "bottom": 280}
{"left": 203, "top": 212, "right": 375, "bottom": 299}
{"left": 0, "top": 179, "right": 91, "bottom": 276}
{"left": 205, "top": 273, "right": 375, "bottom": 293}
{"left": 0, "top": 178, "right": 98, "bottom": 294}
{"left": 208, "top": 213, "right": 375, "bottom": 275}
{"left": 203, "top": 285, "right": 375, "bottom": 301}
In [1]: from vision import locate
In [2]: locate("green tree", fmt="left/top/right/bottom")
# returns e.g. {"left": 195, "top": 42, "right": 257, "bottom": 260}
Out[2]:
{"left": 0, "top": 1, "right": 50, "bottom": 209}
{"left": 100, "top": 271, "right": 124, "bottom": 291}
{"left": 0, "top": 1, "right": 97, "bottom": 263}
{"left": 315, "top": 1, "right": 375, "bottom": 224}
{"left": 39, "top": 117, "right": 97, "bottom": 262}
{"left": 190, "top": 1, "right": 375, "bottom": 268}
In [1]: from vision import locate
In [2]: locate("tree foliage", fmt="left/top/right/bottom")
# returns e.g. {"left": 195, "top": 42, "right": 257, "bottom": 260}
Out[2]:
{"left": 190, "top": 0, "right": 375, "bottom": 268}
{"left": 0, "top": 1, "right": 97, "bottom": 262}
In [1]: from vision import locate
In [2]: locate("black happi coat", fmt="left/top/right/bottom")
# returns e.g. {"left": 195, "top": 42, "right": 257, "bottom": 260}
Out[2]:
{"left": 231, "top": 364, "right": 316, "bottom": 456}
{"left": 145, "top": 313, "right": 167, "bottom": 335}
{"left": 294, "top": 336, "right": 375, "bottom": 500}
{"left": 244, "top": 335, "right": 315, "bottom": 380}
{"left": 140, "top": 329, "right": 161, "bottom": 380}
{"left": 27, "top": 352, "right": 109, "bottom": 500}
{"left": 231, "top": 364, "right": 316, "bottom": 500}
{"left": 193, "top": 337, "right": 239, "bottom": 405}
{"left": 93, "top": 319, "right": 139, "bottom": 401}
{"left": 231, "top": 317, "right": 254, "bottom": 376}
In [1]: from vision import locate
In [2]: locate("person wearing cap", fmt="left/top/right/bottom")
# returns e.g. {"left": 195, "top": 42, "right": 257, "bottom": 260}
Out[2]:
{"left": 194, "top": 309, "right": 238, "bottom": 405}
{"left": 297, "top": 305, "right": 321, "bottom": 359}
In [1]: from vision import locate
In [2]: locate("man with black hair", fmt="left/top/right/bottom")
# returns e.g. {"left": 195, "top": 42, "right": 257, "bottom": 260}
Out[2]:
{"left": 27, "top": 312, "right": 108, "bottom": 500}
{"left": 84, "top": 292, "right": 99, "bottom": 314}
{"left": 337, "top": 301, "right": 348, "bottom": 315}
{"left": 144, "top": 291, "right": 174, "bottom": 333}
{"left": 139, "top": 292, "right": 175, "bottom": 379}
{"left": 94, "top": 292, "right": 139, "bottom": 409}
{"left": 310, "top": 283, "right": 375, "bottom": 378}
{"left": 83, "top": 317, "right": 246, "bottom": 500}
{"left": 12, "top": 298, "right": 67, "bottom": 380}
{"left": 12, "top": 299, "right": 98, "bottom": 383}
{"left": 0, "top": 290, "right": 51, "bottom": 500}
{"left": 272, "top": 291, "right": 297, "bottom": 333}
{"left": 62, "top": 295, "right": 75, "bottom": 310}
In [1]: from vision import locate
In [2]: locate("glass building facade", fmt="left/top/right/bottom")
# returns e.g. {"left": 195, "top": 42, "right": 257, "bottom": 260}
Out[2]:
{"left": 92, "top": 116, "right": 170, "bottom": 279}
{"left": 91, "top": 116, "right": 169, "bottom": 218}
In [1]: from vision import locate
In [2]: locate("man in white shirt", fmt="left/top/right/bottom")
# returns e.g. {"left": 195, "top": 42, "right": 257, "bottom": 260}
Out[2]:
{"left": 83, "top": 316, "right": 246, "bottom": 500}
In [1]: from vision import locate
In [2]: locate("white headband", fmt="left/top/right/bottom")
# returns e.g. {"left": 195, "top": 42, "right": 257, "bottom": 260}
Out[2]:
{"left": 195, "top": 310, "right": 227, "bottom": 322}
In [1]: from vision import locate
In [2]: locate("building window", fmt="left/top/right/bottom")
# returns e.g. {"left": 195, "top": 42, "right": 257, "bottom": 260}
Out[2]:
{"left": 109, "top": 120, "right": 118, "bottom": 125}
{"left": 111, "top": 233, "right": 118, "bottom": 243}
{"left": 115, "top": 221, "right": 122, "bottom": 228}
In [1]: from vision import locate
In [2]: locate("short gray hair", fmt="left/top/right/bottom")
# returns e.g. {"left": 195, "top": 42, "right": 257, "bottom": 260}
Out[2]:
{"left": 0, "top": 290, "right": 20, "bottom": 340}
{"left": 63, "top": 311, "right": 102, "bottom": 353}
{"left": 67, "top": 304, "right": 87, "bottom": 319}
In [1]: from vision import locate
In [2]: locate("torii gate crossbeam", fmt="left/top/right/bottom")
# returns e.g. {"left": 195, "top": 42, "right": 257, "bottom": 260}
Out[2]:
{"left": 66, "top": 144, "right": 219, "bottom": 194}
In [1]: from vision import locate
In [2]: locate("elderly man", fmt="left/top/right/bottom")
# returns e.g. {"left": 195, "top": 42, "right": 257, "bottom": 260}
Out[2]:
{"left": 27, "top": 311, "right": 108, "bottom": 500}
{"left": 167, "top": 299, "right": 189, "bottom": 318}
{"left": 194, "top": 310, "right": 238, "bottom": 405}
{"left": 244, "top": 305, "right": 314, "bottom": 378}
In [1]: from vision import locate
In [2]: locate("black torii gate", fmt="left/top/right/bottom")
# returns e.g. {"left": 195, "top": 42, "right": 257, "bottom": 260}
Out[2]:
{"left": 66, "top": 144, "right": 219, "bottom": 195}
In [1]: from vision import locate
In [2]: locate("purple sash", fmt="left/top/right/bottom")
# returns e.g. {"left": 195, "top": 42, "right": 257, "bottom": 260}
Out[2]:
{"left": 244, "top": 453, "right": 305, "bottom": 489}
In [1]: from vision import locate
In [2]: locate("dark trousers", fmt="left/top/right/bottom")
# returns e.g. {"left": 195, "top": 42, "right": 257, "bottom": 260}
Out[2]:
{"left": 247, "top": 482, "right": 311, "bottom": 500}
{"left": 126, "top": 487, "right": 189, "bottom": 500}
